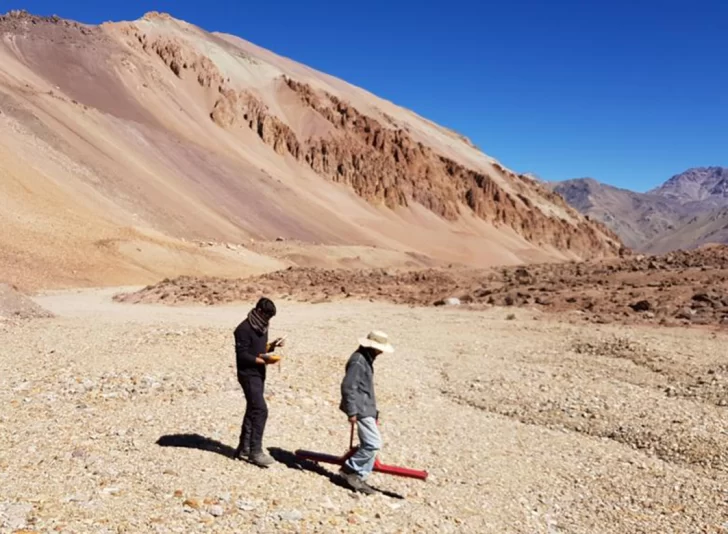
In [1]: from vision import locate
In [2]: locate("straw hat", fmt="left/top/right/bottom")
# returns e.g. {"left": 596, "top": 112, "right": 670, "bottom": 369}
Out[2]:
{"left": 358, "top": 330, "right": 394, "bottom": 354}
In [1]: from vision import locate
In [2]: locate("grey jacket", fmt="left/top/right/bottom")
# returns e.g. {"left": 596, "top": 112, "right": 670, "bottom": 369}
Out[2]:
{"left": 339, "top": 350, "right": 377, "bottom": 419}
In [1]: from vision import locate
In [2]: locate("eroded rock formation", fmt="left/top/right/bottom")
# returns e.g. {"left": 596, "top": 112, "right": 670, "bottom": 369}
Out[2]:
{"left": 124, "top": 29, "right": 622, "bottom": 257}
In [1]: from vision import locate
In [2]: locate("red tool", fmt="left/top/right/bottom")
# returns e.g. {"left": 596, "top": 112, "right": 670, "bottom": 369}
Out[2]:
{"left": 294, "top": 422, "right": 428, "bottom": 481}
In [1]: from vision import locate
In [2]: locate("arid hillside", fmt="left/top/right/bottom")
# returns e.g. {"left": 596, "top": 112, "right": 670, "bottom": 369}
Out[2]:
{"left": 0, "top": 10, "right": 620, "bottom": 290}
{"left": 645, "top": 206, "right": 728, "bottom": 254}
{"left": 551, "top": 168, "right": 728, "bottom": 252}
{"left": 549, "top": 178, "right": 684, "bottom": 250}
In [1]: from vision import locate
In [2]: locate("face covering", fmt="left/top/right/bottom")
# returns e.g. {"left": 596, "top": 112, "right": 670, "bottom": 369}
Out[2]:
{"left": 247, "top": 307, "right": 270, "bottom": 334}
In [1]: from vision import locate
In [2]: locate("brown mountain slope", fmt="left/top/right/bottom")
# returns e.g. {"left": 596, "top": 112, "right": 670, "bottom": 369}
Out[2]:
{"left": 549, "top": 178, "right": 685, "bottom": 250}
{"left": 0, "top": 10, "right": 620, "bottom": 290}
{"left": 645, "top": 206, "right": 728, "bottom": 254}
{"left": 551, "top": 169, "right": 728, "bottom": 252}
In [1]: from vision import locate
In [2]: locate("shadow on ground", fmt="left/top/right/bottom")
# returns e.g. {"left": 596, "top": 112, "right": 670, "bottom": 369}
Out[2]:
{"left": 269, "top": 447, "right": 405, "bottom": 499}
{"left": 155, "top": 434, "right": 404, "bottom": 499}
{"left": 157, "top": 433, "right": 235, "bottom": 459}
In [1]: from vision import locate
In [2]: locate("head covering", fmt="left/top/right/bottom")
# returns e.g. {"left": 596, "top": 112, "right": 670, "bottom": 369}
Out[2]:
{"left": 247, "top": 297, "right": 276, "bottom": 334}
{"left": 358, "top": 330, "right": 394, "bottom": 354}
{"left": 255, "top": 297, "right": 276, "bottom": 318}
{"left": 247, "top": 308, "right": 269, "bottom": 334}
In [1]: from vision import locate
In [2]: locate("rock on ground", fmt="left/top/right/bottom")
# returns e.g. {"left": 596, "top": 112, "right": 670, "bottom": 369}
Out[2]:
{"left": 0, "top": 283, "right": 55, "bottom": 320}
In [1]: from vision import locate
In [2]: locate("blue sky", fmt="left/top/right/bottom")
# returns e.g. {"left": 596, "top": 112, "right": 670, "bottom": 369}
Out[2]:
{"left": 10, "top": 0, "right": 728, "bottom": 191}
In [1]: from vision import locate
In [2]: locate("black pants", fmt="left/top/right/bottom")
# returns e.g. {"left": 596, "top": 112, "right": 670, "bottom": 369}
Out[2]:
{"left": 238, "top": 374, "right": 268, "bottom": 454}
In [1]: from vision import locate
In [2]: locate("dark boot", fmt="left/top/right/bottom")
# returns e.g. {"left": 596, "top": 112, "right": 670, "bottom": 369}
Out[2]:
{"left": 339, "top": 467, "right": 375, "bottom": 495}
{"left": 249, "top": 450, "right": 274, "bottom": 467}
{"left": 233, "top": 445, "right": 250, "bottom": 460}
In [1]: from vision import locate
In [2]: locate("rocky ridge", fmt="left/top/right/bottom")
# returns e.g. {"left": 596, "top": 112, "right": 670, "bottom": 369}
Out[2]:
{"left": 116, "top": 245, "right": 728, "bottom": 328}
{"left": 0, "top": 10, "right": 623, "bottom": 293}
{"left": 649, "top": 166, "right": 728, "bottom": 206}
{"left": 120, "top": 24, "right": 621, "bottom": 258}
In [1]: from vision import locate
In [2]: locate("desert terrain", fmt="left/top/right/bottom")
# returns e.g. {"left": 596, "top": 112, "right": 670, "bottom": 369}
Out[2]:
{"left": 2, "top": 8, "right": 728, "bottom": 534}
{"left": 0, "top": 286, "right": 727, "bottom": 534}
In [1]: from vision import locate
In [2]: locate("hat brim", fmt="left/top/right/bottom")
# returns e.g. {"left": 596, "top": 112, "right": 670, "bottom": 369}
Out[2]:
{"left": 359, "top": 338, "right": 394, "bottom": 353}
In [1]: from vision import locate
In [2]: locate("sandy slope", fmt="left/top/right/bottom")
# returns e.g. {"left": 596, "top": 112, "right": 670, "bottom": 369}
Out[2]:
{"left": 0, "top": 289, "right": 726, "bottom": 533}
{"left": 0, "top": 11, "right": 619, "bottom": 291}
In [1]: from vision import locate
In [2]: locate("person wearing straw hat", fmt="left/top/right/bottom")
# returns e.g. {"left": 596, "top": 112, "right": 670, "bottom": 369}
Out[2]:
{"left": 339, "top": 330, "right": 394, "bottom": 494}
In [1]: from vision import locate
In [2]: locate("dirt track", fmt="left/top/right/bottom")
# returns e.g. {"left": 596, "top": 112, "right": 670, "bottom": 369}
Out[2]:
{"left": 1, "top": 288, "right": 726, "bottom": 533}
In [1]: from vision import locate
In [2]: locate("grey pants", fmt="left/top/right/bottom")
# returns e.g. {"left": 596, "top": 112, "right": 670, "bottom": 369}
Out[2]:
{"left": 344, "top": 417, "right": 382, "bottom": 479}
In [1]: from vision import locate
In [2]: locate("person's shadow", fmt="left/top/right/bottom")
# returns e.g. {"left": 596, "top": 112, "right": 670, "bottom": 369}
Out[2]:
{"left": 267, "top": 447, "right": 404, "bottom": 499}
{"left": 156, "top": 433, "right": 235, "bottom": 458}
{"left": 156, "top": 434, "right": 404, "bottom": 499}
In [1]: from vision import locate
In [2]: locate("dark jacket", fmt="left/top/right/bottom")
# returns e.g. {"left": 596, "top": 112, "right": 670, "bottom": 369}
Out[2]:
{"left": 340, "top": 349, "right": 378, "bottom": 419}
{"left": 234, "top": 319, "right": 269, "bottom": 380}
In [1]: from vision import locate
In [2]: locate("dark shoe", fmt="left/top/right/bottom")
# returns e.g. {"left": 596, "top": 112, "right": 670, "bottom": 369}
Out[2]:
{"left": 357, "top": 480, "right": 376, "bottom": 496}
{"left": 340, "top": 470, "right": 375, "bottom": 495}
{"left": 233, "top": 446, "right": 250, "bottom": 460}
{"left": 249, "top": 451, "right": 274, "bottom": 467}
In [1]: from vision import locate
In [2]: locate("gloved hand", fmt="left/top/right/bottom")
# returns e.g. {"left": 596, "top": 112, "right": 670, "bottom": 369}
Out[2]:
{"left": 269, "top": 336, "right": 287, "bottom": 350}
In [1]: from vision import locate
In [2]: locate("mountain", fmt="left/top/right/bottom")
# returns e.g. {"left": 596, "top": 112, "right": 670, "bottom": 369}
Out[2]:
{"left": 648, "top": 167, "right": 728, "bottom": 208}
{"left": 551, "top": 168, "right": 728, "bottom": 252}
{"left": 549, "top": 179, "right": 684, "bottom": 250}
{"left": 0, "top": 10, "right": 620, "bottom": 290}
{"left": 645, "top": 206, "right": 728, "bottom": 254}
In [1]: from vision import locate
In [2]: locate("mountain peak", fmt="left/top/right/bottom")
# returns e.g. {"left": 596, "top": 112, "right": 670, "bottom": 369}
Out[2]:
{"left": 139, "top": 11, "right": 181, "bottom": 24}
{"left": 551, "top": 168, "right": 728, "bottom": 254}
{"left": 648, "top": 167, "right": 728, "bottom": 203}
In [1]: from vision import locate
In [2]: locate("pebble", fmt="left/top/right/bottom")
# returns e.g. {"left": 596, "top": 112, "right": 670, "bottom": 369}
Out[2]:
{"left": 278, "top": 510, "right": 303, "bottom": 521}
{"left": 208, "top": 505, "right": 224, "bottom": 517}
{"left": 0, "top": 502, "right": 33, "bottom": 530}
{"left": 236, "top": 500, "right": 257, "bottom": 511}
{"left": 183, "top": 499, "right": 201, "bottom": 510}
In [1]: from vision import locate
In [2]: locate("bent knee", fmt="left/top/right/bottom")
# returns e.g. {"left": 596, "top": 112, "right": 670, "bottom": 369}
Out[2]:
{"left": 362, "top": 438, "right": 382, "bottom": 451}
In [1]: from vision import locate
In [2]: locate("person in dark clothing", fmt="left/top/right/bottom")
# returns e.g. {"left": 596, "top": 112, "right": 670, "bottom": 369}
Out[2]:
{"left": 233, "top": 297, "right": 285, "bottom": 467}
{"left": 339, "top": 330, "right": 394, "bottom": 494}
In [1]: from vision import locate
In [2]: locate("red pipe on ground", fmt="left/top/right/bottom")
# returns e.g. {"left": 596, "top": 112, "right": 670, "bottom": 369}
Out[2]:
{"left": 295, "top": 422, "right": 428, "bottom": 481}
{"left": 294, "top": 448, "right": 429, "bottom": 481}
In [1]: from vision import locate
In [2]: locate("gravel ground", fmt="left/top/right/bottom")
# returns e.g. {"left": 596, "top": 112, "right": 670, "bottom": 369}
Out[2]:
{"left": 1, "top": 289, "right": 727, "bottom": 533}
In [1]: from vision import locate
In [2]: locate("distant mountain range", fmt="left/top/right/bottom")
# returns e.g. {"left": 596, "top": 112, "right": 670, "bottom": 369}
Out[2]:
{"left": 550, "top": 167, "right": 728, "bottom": 253}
